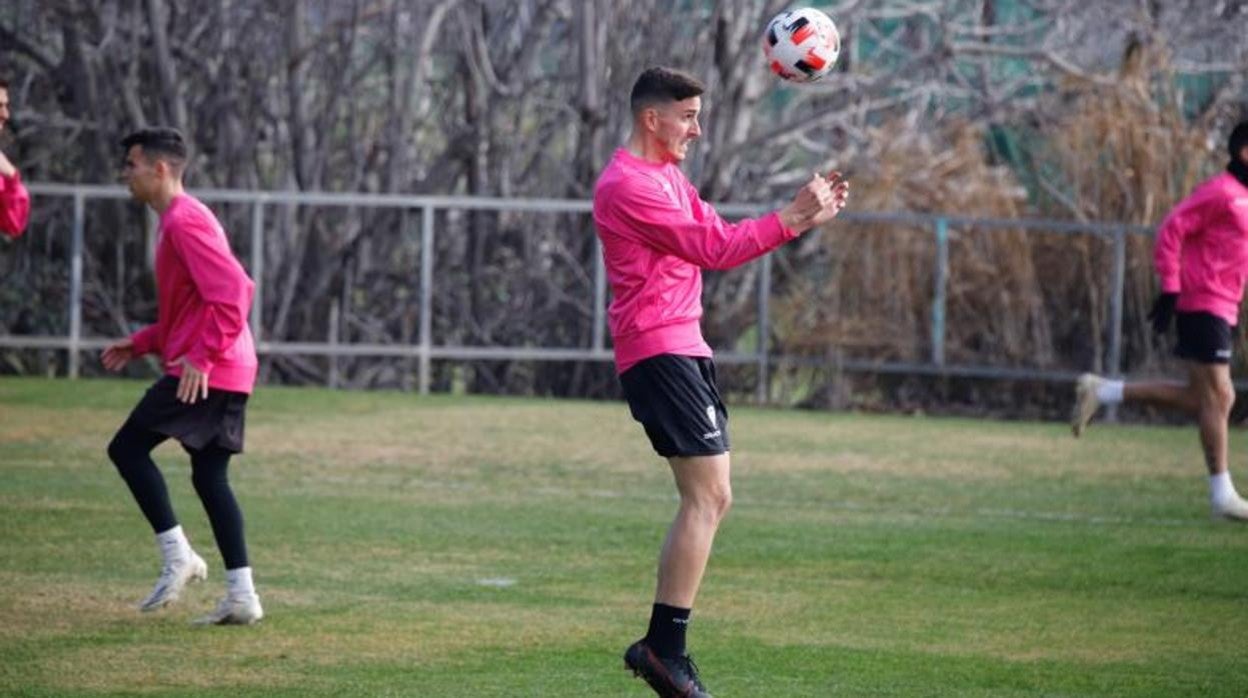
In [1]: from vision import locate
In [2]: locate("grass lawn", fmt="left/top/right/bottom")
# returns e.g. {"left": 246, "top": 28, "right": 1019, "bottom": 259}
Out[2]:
{"left": 1, "top": 376, "right": 1245, "bottom": 696}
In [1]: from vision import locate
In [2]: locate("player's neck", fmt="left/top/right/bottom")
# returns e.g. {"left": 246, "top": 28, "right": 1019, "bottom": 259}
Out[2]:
{"left": 1229, "top": 158, "right": 1248, "bottom": 189}
{"left": 149, "top": 180, "right": 186, "bottom": 214}
{"left": 625, "top": 133, "right": 670, "bottom": 165}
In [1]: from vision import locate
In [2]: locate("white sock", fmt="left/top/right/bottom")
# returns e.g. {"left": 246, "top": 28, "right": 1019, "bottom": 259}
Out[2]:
{"left": 1095, "top": 379, "right": 1124, "bottom": 405}
{"left": 155, "top": 525, "right": 191, "bottom": 562}
{"left": 1210, "top": 471, "right": 1238, "bottom": 505}
{"left": 225, "top": 567, "right": 256, "bottom": 598}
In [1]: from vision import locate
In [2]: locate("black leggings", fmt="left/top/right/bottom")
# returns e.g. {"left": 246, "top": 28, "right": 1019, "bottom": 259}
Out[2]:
{"left": 107, "top": 419, "right": 250, "bottom": 569}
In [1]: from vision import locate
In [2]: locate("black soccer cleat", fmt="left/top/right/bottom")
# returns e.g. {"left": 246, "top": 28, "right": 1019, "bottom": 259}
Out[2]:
{"left": 624, "top": 639, "right": 712, "bottom": 698}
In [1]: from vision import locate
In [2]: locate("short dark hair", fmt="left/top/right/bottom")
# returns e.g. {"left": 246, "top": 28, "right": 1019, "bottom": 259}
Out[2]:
{"left": 0, "top": 77, "right": 8, "bottom": 90}
{"left": 630, "top": 67, "right": 705, "bottom": 116}
{"left": 121, "top": 127, "right": 188, "bottom": 172}
{"left": 1230, "top": 121, "right": 1248, "bottom": 161}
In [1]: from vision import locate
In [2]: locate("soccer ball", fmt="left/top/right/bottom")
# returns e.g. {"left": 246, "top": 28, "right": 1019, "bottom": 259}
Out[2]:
{"left": 763, "top": 8, "right": 841, "bottom": 83}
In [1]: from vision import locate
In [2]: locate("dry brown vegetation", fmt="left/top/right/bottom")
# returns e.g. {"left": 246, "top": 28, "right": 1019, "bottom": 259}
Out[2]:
{"left": 763, "top": 28, "right": 1246, "bottom": 412}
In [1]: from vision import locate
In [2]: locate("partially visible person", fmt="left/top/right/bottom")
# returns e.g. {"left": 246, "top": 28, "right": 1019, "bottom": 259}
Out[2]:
{"left": 0, "top": 76, "right": 31, "bottom": 239}
{"left": 1073, "top": 120, "right": 1248, "bottom": 522}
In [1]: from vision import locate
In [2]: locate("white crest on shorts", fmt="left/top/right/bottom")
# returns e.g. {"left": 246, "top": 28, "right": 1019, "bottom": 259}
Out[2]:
{"left": 706, "top": 405, "right": 717, "bottom": 428}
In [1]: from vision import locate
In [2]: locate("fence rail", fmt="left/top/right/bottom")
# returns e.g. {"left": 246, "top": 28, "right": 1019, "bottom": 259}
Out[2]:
{"left": 1, "top": 183, "right": 1157, "bottom": 400}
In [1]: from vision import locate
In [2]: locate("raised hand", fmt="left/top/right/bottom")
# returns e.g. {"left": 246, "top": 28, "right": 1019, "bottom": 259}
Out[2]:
{"left": 813, "top": 171, "right": 849, "bottom": 225}
{"left": 778, "top": 171, "right": 850, "bottom": 233}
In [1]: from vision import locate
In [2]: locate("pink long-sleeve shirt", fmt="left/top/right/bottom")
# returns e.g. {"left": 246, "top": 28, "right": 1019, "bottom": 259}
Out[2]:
{"left": 593, "top": 148, "right": 798, "bottom": 373}
{"left": 130, "top": 193, "right": 258, "bottom": 393}
{"left": 0, "top": 170, "right": 30, "bottom": 238}
{"left": 1154, "top": 172, "right": 1248, "bottom": 325}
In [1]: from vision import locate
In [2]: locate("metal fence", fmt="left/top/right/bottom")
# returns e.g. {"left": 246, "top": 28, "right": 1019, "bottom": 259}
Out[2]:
{"left": 1, "top": 183, "right": 1154, "bottom": 401}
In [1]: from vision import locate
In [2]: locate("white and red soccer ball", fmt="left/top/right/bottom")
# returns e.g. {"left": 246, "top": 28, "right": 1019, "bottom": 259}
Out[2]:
{"left": 763, "top": 7, "right": 841, "bottom": 83}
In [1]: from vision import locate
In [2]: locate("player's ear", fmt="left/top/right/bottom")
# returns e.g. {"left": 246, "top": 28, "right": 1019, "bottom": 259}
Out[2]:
{"left": 640, "top": 106, "right": 659, "bottom": 133}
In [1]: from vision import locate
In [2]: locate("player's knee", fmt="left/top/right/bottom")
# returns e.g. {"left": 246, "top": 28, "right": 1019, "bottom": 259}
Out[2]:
{"left": 716, "top": 485, "right": 733, "bottom": 518}
{"left": 697, "top": 485, "right": 733, "bottom": 523}
{"left": 106, "top": 434, "right": 131, "bottom": 469}
{"left": 1207, "top": 382, "right": 1236, "bottom": 413}
{"left": 190, "top": 468, "right": 228, "bottom": 497}
{"left": 716, "top": 498, "right": 733, "bottom": 524}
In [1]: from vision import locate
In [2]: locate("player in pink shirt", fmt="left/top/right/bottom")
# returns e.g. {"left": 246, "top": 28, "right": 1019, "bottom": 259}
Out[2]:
{"left": 1073, "top": 121, "right": 1248, "bottom": 521}
{"left": 596, "top": 67, "right": 848, "bottom": 697}
{"left": 101, "top": 128, "right": 264, "bottom": 625}
{"left": 0, "top": 76, "right": 31, "bottom": 239}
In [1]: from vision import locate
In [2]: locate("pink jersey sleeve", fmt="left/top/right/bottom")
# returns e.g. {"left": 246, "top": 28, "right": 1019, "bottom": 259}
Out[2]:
{"left": 1153, "top": 185, "right": 1217, "bottom": 293}
{"left": 0, "top": 171, "right": 31, "bottom": 239}
{"left": 606, "top": 173, "right": 797, "bottom": 270}
{"left": 130, "top": 324, "right": 160, "bottom": 356}
{"left": 166, "top": 213, "right": 255, "bottom": 374}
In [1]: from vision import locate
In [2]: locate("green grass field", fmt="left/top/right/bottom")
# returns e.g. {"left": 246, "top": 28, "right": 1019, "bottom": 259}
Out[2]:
{"left": 2, "top": 376, "right": 1246, "bottom": 697}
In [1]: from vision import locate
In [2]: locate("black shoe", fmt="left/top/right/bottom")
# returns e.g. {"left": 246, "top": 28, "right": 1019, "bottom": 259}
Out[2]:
{"left": 624, "top": 639, "right": 712, "bottom": 697}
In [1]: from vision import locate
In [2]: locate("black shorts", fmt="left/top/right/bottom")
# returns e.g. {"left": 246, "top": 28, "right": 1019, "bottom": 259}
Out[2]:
{"left": 122, "top": 376, "right": 250, "bottom": 453}
{"left": 619, "top": 354, "right": 729, "bottom": 458}
{"left": 1175, "top": 311, "right": 1234, "bottom": 365}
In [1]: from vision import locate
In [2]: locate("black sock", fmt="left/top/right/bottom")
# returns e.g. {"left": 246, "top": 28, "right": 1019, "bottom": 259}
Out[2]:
{"left": 645, "top": 603, "right": 691, "bottom": 658}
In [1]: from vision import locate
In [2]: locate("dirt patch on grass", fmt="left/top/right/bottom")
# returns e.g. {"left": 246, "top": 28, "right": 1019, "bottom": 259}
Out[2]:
{"left": 0, "top": 406, "right": 119, "bottom": 442}
{"left": 248, "top": 401, "right": 645, "bottom": 475}
{"left": 0, "top": 577, "right": 133, "bottom": 636}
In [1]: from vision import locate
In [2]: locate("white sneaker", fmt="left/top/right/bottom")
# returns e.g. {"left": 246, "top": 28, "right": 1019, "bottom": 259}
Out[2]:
{"left": 1212, "top": 495, "right": 1248, "bottom": 522}
{"left": 1071, "top": 373, "right": 1104, "bottom": 438}
{"left": 138, "top": 551, "right": 208, "bottom": 612}
{"left": 194, "top": 593, "right": 264, "bottom": 626}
